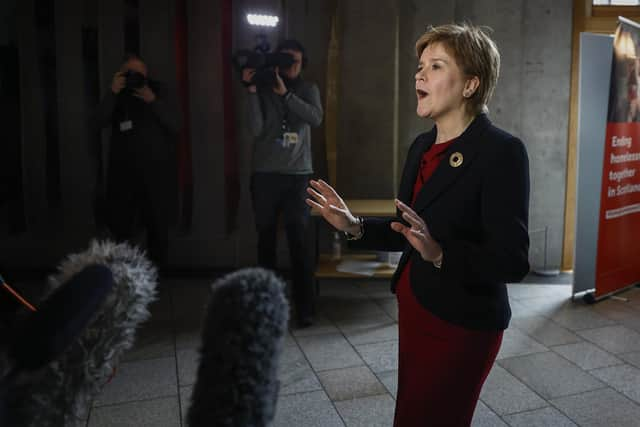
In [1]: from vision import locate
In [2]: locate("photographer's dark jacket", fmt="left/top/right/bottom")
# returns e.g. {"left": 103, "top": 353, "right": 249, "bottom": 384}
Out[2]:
{"left": 94, "top": 83, "right": 180, "bottom": 223}
{"left": 246, "top": 79, "right": 323, "bottom": 174}
{"left": 351, "top": 114, "right": 530, "bottom": 331}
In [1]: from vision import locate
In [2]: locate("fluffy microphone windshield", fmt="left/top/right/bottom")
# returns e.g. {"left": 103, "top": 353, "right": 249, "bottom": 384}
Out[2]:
{"left": 187, "top": 267, "right": 289, "bottom": 427}
{"left": 6, "top": 240, "right": 158, "bottom": 427}
{"left": 9, "top": 264, "right": 114, "bottom": 371}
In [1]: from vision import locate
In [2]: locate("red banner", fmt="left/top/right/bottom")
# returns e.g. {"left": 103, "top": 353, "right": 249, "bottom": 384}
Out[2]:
{"left": 596, "top": 123, "right": 640, "bottom": 296}
{"left": 596, "top": 20, "right": 640, "bottom": 297}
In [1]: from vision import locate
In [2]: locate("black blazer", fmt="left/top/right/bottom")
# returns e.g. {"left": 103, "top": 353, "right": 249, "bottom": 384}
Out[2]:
{"left": 351, "top": 114, "right": 530, "bottom": 330}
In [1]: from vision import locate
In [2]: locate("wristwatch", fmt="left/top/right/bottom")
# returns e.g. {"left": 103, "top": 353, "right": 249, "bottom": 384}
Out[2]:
{"left": 344, "top": 217, "right": 364, "bottom": 241}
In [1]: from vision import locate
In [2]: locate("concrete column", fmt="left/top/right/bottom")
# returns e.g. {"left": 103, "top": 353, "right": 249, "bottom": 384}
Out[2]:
{"left": 56, "top": 0, "right": 93, "bottom": 235}
{"left": 17, "top": 1, "right": 48, "bottom": 229}
{"left": 97, "top": 0, "right": 124, "bottom": 212}
{"left": 337, "top": 0, "right": 397, "bottom": 198}
{"left": 166, "top": 0, "right": 230, "bottom": 267}
{"left": 521, "top": 0, "right": 572, "bottom": 271}
{"left": 98, "top": 0, "right": 124, "bottom": 93}
{"left": 139, "top": 0, "right": 172, "bottom": 82}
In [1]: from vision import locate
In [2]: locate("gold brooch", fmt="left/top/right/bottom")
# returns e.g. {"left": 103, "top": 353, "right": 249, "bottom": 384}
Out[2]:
{"left": 449, "top": 152, "right": 463, "bottom": 168}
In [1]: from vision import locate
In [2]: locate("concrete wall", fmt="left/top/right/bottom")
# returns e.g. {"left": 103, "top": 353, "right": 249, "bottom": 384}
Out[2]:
{"left": 0, "top": 0, "right": 572, "bottom": 272}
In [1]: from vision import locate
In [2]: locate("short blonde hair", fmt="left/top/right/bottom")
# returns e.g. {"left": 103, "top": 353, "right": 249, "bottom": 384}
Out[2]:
{"left": 415, "top": 23, "right": 500, "bottom": 114}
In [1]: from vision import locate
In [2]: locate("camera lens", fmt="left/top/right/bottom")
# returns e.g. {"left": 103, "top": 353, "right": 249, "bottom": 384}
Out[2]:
{"left": 125, "top": 71, "right": 146, "bottom": 89}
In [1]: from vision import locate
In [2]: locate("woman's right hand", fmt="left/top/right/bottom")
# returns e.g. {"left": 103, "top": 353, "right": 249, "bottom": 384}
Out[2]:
{"left": 306, "top": 179, "right": 360, "bottom": 235}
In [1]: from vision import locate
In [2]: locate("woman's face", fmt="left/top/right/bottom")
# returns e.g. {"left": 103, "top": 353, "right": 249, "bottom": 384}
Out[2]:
{"left": 415, "top": 42, "right": 468, "bottom": 120}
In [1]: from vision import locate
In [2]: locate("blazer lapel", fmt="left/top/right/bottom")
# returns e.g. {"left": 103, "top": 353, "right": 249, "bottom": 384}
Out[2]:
{"left": 412, "top": 114, "right": 491, "bottom": 214}
{"left": 397, "top": 129, "right": 435, "bottom": 205}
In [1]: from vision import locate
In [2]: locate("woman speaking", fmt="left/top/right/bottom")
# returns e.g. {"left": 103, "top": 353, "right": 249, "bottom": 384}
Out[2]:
{"left": 307, "top": 23, "right": 530, "bottom": 426}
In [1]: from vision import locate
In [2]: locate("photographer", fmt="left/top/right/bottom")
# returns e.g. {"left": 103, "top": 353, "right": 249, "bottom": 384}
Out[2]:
{"left": 242, "top": 39, "right": 323, "bottom": 328}
{"left": 95, "top": 54, "right": 179, "bottom": 269}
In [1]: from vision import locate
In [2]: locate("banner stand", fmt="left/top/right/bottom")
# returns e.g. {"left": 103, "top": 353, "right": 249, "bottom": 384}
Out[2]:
{"left": 574, "top": 18, "right": 640, "bottom": 303}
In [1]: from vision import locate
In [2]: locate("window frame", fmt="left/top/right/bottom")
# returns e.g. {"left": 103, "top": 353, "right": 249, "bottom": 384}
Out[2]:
{"left": 593, "top": 5, "right": 640, "bottom": 17}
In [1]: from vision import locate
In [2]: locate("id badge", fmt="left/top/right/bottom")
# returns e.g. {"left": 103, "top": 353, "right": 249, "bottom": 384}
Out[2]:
{"left": 283, "top": 132, "right": 299, "bottom": 147}
{"left": 119, "top": 120, "right": 133, "bottom": 132}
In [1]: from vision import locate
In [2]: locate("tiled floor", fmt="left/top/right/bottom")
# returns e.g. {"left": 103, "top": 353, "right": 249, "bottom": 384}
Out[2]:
{"left": 86, "top": 276, "right": 640, "bottom": 427}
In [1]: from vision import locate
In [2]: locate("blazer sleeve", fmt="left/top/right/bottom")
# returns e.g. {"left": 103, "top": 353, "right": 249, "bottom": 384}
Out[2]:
{"left": 439, "top": 137, "right": 530, "bottom": 285}
{"left": 348, "top": 217, "right": 406, "bottom": 252}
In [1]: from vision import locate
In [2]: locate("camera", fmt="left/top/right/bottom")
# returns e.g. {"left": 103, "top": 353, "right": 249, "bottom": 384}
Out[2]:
{"left": 124, "top": 70, "right": 147, "bottom": 90}
{"left": 232, "top": 47, "right": 295, "bottom": 89}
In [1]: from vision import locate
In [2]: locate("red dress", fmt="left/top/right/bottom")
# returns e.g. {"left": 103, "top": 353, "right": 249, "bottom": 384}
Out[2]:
{"left": 393, "top": 139, "right": 503, "bottom": 427}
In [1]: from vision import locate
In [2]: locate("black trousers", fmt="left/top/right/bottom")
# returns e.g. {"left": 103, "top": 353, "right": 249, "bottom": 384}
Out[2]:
{"left": 106, "top": 171, "right": 168, "bottom": 268}
{"left": 251, "top": 173, "right": 315, "bottom": 320}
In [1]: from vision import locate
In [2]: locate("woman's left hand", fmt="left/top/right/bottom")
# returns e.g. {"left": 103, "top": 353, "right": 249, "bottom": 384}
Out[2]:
{"left": 391, "top": 199, "right": 442, "bottom": 262}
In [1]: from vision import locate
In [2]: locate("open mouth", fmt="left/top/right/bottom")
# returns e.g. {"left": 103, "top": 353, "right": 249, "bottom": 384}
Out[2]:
{"left": 416, "top": 89, "right": 428, "bottom": 99}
